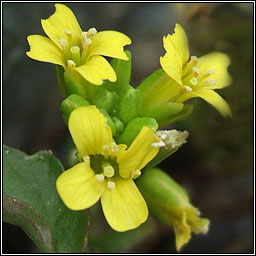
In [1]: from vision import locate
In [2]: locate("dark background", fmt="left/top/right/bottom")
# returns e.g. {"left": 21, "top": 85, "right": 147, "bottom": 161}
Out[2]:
{"left": 3, "top": 2, "right": 254, "bottom": 253}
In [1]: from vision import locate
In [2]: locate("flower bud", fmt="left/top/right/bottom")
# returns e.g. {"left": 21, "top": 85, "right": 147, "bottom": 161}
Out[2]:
{"left": 136, "top": 168, "right": 209, "bottom": 251}
{"left": 61, "top": 94, "right": 90, "bottom": 124}
{"left": 117, "top": 117, "right": 158, "bottom": 146}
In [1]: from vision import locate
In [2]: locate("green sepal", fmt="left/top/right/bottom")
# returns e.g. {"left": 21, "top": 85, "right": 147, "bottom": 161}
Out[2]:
{"left": 136, "top": 168, "right": 209, "bottom": 251}
{"left": 92, "top": 89, "right": 118, "bottom": 113}
{"left": 61, "top": 94, "right": 90, "bottom": 124}
{"left": 62, "top": 69, "right": 98, "bottom": 101}
{"left": 99, "top": 108, "right": 116, "bottom": 137}
{"left": 103, "top": 50, "right": 132, "bottom": 94}
{"left": 56, "top": 65, "right": 68, "bottom": 98}
{"left": 116, "top": 117, "right": 158, "bottom": 146}
{"left": 3, "top": 145, "right": 89, "bottom": 253}
{"left": 112, "top": 117, "right": 124, "bottom": 136}
{"left": 117, "top": 85, "right": 142, "bottom": 124}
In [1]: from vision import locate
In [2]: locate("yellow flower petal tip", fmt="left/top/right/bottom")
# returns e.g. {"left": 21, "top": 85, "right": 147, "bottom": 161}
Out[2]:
{"left": 26, "top": 3, "right": 131, "bottom": 85}
{"left": 57, "top": 105, "right": 161, "bottom": 232}
{"left": 160, "top": 23, "right": 232, "bottom": 117}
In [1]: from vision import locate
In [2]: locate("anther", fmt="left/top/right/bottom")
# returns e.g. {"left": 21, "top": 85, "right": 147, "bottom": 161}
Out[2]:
{"left": 131, "top": 169, "right": 141, "bottom": 179}
{"left": 111, "top": 142, "right": 119, "bottom": 153}
{"left": 192, "top": 67, "right": 200, "bottom": 77}
{"left": 82, "top": 156, "right": 90, "bottom": 162}
{"left": 190, "top": 77, "right": 198, "bottom": 86}
{"left": 70, "top": 46, "right": 80, "bottom": 54}
{"left": 107, "top": 181, "right": 116, "bottom": 190}
{"left": 190, "top": 56, "right": 198, "bottom": 66}
{"left": 67, "top": 60, "right": 76, "bottom": 70}
{"left": 182, "top": 85, "right": 193, "bottom": 92}
{"left": 95, "top": 174, "right": 105, "bottom": 183}
{"left": 204, "top": 69, "right": 215, "bottom": 76}
{"left": 102, "top": 145, "right": 110, "bottom": 155}
{"left": 87, "top": 27, "right": 97, "bottom": 37}
{"left": 103, "top": 165, "right": 115, "bottom": 178}
{"left": 205, "top": 78, "right": 216, "bottom": 86}
{"left": 58, "top": 38, "right": 67, "bottom": 49}
{"left": 65, "top": 29, "right": 72, "bottom": 36}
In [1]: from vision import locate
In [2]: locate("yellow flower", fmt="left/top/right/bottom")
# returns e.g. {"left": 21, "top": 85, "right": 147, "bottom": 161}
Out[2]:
{"left": 26, "top": 4, "right": 131, "bottom": 85}
{"left": 56, "top": 106, "right": 160, "bottom": 231}
{"left": 160, "top": 24, "right": 232, "bottom": 117}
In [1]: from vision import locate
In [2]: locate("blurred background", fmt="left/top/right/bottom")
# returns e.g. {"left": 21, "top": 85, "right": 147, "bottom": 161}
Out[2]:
{"left": 3, "top": 2, "right": 254, "bottom": 254}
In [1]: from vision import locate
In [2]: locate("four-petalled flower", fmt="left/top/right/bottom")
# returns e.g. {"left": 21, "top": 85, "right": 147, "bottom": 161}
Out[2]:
{"left": 56, "top": 106, "right": 160, "bottom": 231}
{"left": 26, "top": 4, "right": 131, "bottom": 85}
{"left": 160, "top": 24, "right": 232, "bottom": 117}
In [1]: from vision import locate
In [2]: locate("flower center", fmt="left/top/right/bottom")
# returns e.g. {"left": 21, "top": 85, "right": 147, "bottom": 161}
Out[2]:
{"left": 58, "top": 27, "right": 97, "bottom": 70}
{"left": 181, "top": 56, "right": 216, "bottom": 92}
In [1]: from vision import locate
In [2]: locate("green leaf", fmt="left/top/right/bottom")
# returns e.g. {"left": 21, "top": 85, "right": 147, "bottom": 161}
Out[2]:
{"left": 3, "top": 145, "right": 89, "bottom": 253}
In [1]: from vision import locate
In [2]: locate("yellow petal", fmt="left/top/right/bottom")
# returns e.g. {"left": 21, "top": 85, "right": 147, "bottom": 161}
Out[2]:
{"left": 41, "top": 4, "right": 82, "bottom": 49}
{"left": 56, "top": 161, "right": 106, "bottom": 210}
{"left": 101, "top": 178, "right": 148, "bottom": 232}
{"left": 75, "top": 55, "right": 117, "bottom": 85}
{"left": 88, "top": 31, "right": 131, "bottom": 60}
{"left": 26, "top": 35, "right": 66, "bottom": 67}
{"left": 198, "top": 52, "right": 232, "bottom": 89}
{"left": 160, "top": 24, "right": 189, "bottom": 86}
{"left": 68, "top": 106, "right": 113, "bottom": 157}
{"left": 177, "top": 89, "right": 232, "bottom": 117}
{"left": 117, "top": 127, "right": 160, "bottom": 179}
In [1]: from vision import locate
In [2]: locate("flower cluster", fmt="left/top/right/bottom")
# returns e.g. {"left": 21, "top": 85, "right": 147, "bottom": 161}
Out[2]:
{"left": 27, "top": 3, "right": 232, "bottom": 251}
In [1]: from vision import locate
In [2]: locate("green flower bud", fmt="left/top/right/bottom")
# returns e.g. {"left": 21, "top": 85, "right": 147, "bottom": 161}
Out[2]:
{"left": 117, "top": 85, "right": 142, "bottom": 124}
{"left": 136, "top": 168, "right": 209, "bottom": 251}
{"left": 116, "top": 117, "right": 158, "bottom": 146}
{"left": 99, "top": 109, "right": 116, "bottom": 137}
{"left": 92, "top": 89, "right": 118, "bottom": 113}
{"left": 61, "top": 94, "right": 90, "bottom": 124}
{"left": 112, "top": 117, "right": 124, "bottom": 136}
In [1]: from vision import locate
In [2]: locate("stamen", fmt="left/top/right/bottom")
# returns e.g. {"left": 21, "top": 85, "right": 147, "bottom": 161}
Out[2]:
{"left": 156, "top": 130, "right": 189, "bottom": 149}
{"left": 82, "top": 156, "right": 90, "bottom": 162}
{"left": 190, "top": 56, "right": 198, "bottom": 66}
{"left": 102, "top": 145, "right": 110, "bottom": 156}
{"left": 65, "top": 29, "right": 72, "bottom": 36}
{"left": 205, "top": 78, "right": 216, "bottom": 86}
{"left": 204, "top": 69, "right": 215, "bottom": 76}
{"left": 192, "top": 67, "right": 200, "bottom": 77}
{"left": 131, "top": 169, "right": 141, "bottom": 179}
{"left": 58, "top": 38, "right": 67, "bottom": 49}
{"left": 182, "top": 85, "right": 192, "bottom": 92}
{"left": 111, "top": 142, "right": 119, "bottom": 153}
{"left": 81, "top": 31, "right": 92, "bottom": 49}
{"left": 103, "top": 165, "right": 115, "bottom": 178}
{"left": 190, "top": 77, "right": 198, "bottom": 86}
{"left": 67, "top": 60, "right": 76, "bottom": 70}
{"left": 152, "top": 140, "right": 166, "bottom": 148}
{"left": 107, "top": 181, "right": 116, "bottom": 190}
{"left": 70, "top": 46, "right": 81, "bottom": 66}
{"left": 95, "top": 174, "right": 105, "bottom": 183}
{"left": 87, "top": 27, "right": 97, "bottom": 37}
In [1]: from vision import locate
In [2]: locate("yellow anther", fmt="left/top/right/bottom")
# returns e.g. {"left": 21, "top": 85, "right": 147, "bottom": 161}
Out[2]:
{"left": 182, "top": 85, "right": 192, "bottom": 92}
{"left": 58, "top": 38, "right": 67, "bottom": 49}
{"left": 65, "top": 29, "right": 72, "bottom": 36}
{"left": 103, "top": 165, "right": 115, "bottom": 178}
{"left": 204, "top": 69, "right": 215, "bottom": 76}
{"left": 111, "top": 142, "right": 119, "bottom": 153}
{"left": 205, "top": 78, "right": 216, "bottom": 86}
{"left": 82, "top": 156, "right": 90, "bottom": 162}
{"left": 102, "top": 145, "right": 110, "bottom": 155}
{"left": 190, "top": 56, "right": 198, "bottom": 66}
{"left": 192, "top": 67, "right": 200, "bottom": 77}
{"left": 67, "top": 60, "right": 76, "bottom": 70}
{"left": 190, "top": 77, "right": 198, "bottom": 86}
{"left": 87, "top": 27, "right": 97, "bottom": 37}
{"left": 95, "top": 174, "right": 105, "bottom": 183}
{"left": 131, "top": 169, "right": 141, "bottom": 179}
{"left": 107, "top": 181, "right": 116, "bottom": 190}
